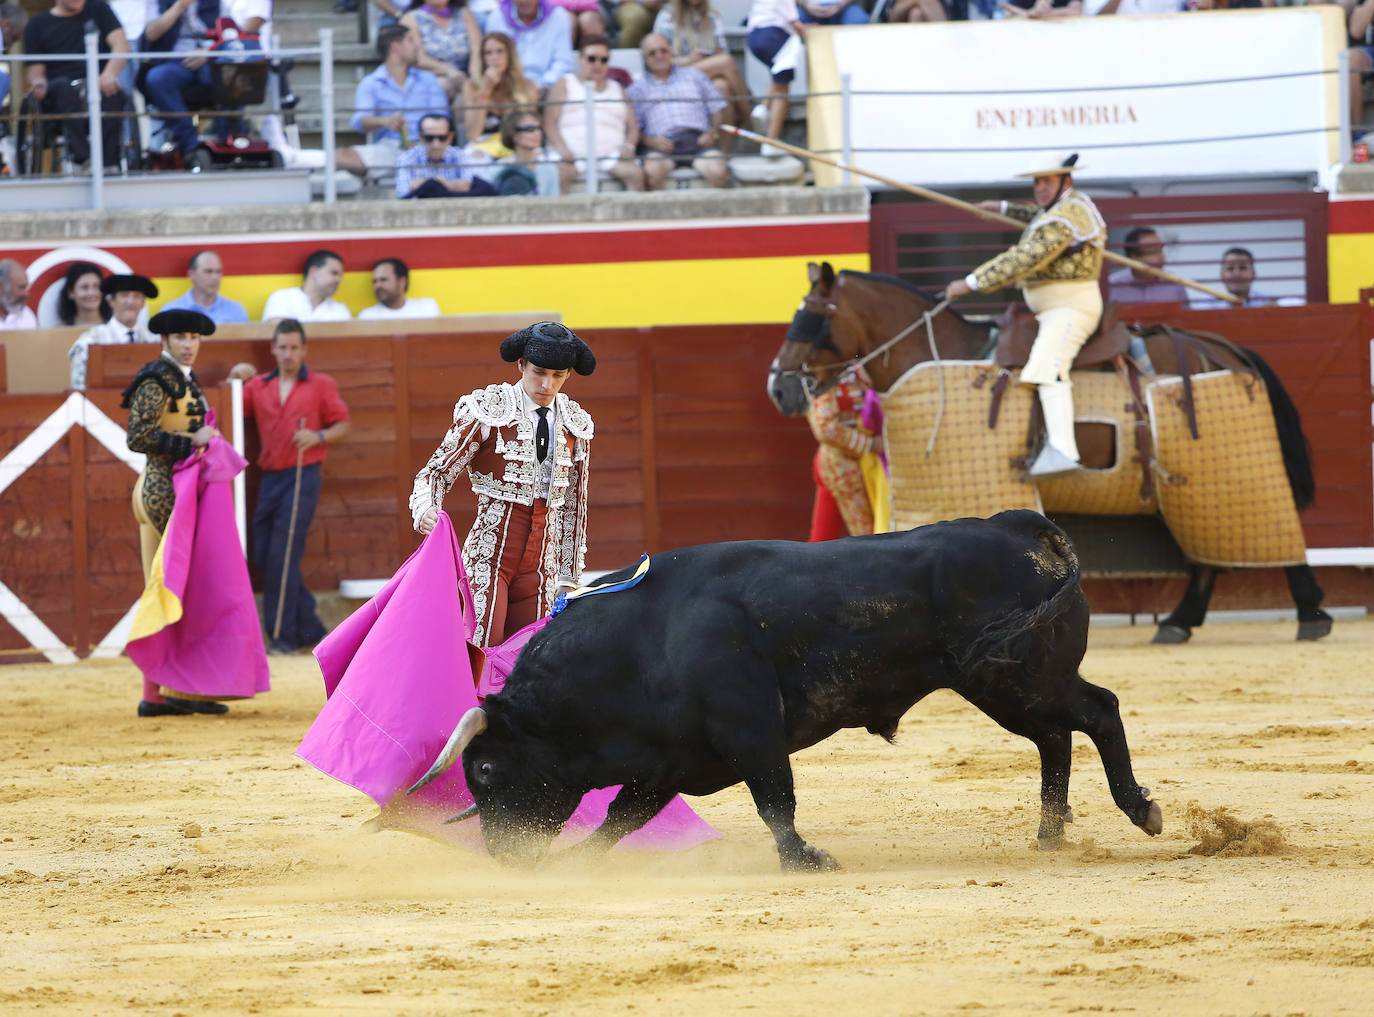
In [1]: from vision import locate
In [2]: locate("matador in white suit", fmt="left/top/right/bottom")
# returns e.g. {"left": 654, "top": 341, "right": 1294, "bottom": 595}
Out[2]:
{"left": 410, "top": 322, "right": 596, "bottom": 647}
{"left": 944, "top": 152, "right": 1107, "bottom": 479}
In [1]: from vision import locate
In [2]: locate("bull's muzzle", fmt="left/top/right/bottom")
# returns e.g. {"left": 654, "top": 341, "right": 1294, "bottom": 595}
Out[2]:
{"left": 407, "top": 706, "right": 488, "bottom": 795}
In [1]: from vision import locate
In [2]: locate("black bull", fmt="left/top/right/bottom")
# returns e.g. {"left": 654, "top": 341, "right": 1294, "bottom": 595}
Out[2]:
{"left": 411, "top": 509, "right": 1162, "bottom": 870}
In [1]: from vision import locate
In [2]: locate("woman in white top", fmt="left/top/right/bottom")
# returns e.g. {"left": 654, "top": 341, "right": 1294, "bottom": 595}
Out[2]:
{"left": 542, "top": 34, "right": 645, "bottom": 191}
{"left": 652, "top": 0, "right": 749, "bottom": 131}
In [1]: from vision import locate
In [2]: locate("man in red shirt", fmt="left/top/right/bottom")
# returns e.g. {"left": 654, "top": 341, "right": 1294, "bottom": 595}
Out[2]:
{"left": 228, "top": 319, "right": 351, "bottom": 654}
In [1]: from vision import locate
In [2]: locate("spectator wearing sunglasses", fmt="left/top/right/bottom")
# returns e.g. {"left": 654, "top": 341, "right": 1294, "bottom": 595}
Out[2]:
{"left": 627, "top": 32, "right": 728, "bottom": 189}
{"left": 394, "top": 111, "right": 498, "bottom": 197}
{"left": 481, "top": 110, "right": 561, "bottom": 194}
{"left": 544, "top": 34, "right": 645, "bottom": 191}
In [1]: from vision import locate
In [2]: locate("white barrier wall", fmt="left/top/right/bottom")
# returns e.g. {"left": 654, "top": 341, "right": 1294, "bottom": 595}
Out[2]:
{"left": 806, "top": 7, "right": 1347, "bottom": 188}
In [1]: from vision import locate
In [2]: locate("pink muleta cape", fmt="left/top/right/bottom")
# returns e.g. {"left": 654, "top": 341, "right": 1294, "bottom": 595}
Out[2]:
{"left": 125, "top": 427, "right": 270, "bottom": 700}
{"left": 296, "top": 511, "right": 718, "bottom": 853}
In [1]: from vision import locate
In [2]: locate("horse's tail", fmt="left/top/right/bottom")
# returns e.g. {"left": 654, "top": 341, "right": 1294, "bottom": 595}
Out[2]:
{"left": 1241, "top": 346, "right": 1315, "bottom": 511}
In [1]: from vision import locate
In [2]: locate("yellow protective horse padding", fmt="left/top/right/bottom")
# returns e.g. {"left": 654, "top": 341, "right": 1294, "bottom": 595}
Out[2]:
{"left": 1038, "top": 370, "right": 1158, "bottom": 517}
{"left": 882, "top": 361, "right": 1040, "bottom": 530}
{"left": 1147, "top": 370, "right": 1308, "bottom": 567}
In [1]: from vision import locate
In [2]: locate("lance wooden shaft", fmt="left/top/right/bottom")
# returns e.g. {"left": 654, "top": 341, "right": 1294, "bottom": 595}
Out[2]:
{"left": 723, "top": 126, "right": 1241, "bottom": 306}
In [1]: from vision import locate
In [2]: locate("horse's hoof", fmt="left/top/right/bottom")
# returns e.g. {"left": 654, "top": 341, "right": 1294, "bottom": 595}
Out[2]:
{"left": 785, "top": 845, "right": 842, "bottom": 872}
{"left": 1036, "top": 831, "right": 1065, "bottom": 851}
{"left": 1151, "top": 624, "right": 1191, "bottom": 645}
{"left": 1139, "top": 801, "right": 1163, "bottom": 837}
{"left": 1296, "top": 615, "right": 1333, "bottom": 641}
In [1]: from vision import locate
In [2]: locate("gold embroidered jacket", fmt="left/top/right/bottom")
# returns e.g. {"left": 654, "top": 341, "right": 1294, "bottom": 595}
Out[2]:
{"left": 410, "top": 383, "right": 594, "bottom": 632}
{"left": 123, "top": 356, "right": 207, "bottom": 532}
{"left": 971, "top": 188, "right": 1106, "bottom": 293}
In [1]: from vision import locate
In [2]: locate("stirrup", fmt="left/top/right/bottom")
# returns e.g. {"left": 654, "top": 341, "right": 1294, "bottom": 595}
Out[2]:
{"left": 1027, "top": 445, "right": 1079, "bottom": 480}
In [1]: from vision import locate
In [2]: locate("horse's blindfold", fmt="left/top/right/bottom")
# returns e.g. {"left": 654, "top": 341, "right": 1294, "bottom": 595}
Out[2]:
{"left": 786, "top": 307, "right": 839, "bottom": 354}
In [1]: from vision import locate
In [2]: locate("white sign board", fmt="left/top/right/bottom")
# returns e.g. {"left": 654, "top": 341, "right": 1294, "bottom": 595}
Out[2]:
{"left": 806, "top": 9, "right": 1345, "bottom": 188}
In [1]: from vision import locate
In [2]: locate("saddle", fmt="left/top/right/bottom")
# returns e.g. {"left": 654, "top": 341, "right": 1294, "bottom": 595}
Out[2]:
{"left": 994, "top": 301, "right": 1132, "bottom": 371}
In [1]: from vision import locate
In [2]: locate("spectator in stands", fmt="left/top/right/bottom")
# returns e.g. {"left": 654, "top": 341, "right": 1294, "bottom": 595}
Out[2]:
{"left": 797, "top": 0, "right": 867, "bottom": 27}
{"left": 262, "top": 249, "right": 353, "bottom": 322}
{"left": 544, "top": 34, "right": 646, "bottom": 192}
{"left": 162, "top": 250, "right": 250, "bottom": 324}
{"left": 1345, "top": 0, "right": 1373, "bottom": 142}
{"left": 745, "top": 0, "right": 805, "bottom": 159}
{"left": 69, "top": 274, "right": 158, "bottom": 390}
{"left": 401, "top": 0, "right": 482, "bottom": 104}
{"left": 1107, "top": 227, "right": 1190, "bottom": 304}
{"left": 0, "top": 4, "right": 28, "bottom": 111}
{"left": 886, "top": 0, "right": 948, "bottom": 21}
{"left": 616, "top": 0, "right": 665, "bottom": 51}
{"left": 23, "top": 0, "right": 131, "bottom": 171}
{"left": 338, "top": 23, "right": 448, "bottom": 179}
{"left": 462, "top": 31, "right": 539, "bottom": 157}
{"left": 481, "top": 0, "right": 576, "bottom": 93}
{"left": 0, "top": 259, "right": 37, "bottom": 331}
{"left": 484, "top": 108, "right": 562, "bottom": 193}
{"left": 394, "top": 111, "right": 498, "bottom": 196}
{"left": 628, "top": 32, "right": 728, "bottom": 189}
{"left": 141, "top": 0, "right": 245, "bottom": 166}
{"left": 549, "top": 0, "right": 610, "bottom": 44}
{"left": 654, "top": 0, "right": 750, "bottom": 133}
{"left": 359, "top": 258, "right": 443, "bottom": 318}
{"left": 1191, "top": 248, "right": 1281, "bottom": 309}
{"left": 1002, "top": 0, "right": 1082, "bottom": 15}
{"left": 58, "top": 261, "right": 110, "bottom": 327}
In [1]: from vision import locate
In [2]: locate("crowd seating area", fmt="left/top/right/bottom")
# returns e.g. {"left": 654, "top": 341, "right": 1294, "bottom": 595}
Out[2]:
{"left": 1, "top": 0, "right": 1371, "bottom": 200}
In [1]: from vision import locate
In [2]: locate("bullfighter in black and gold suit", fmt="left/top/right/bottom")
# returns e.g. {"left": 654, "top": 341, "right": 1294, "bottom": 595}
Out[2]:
{"left": 944, "top": 152, "right": 1107, "bottom": 479}
{"left": 122, "top": 308, "right": 226, "bottom": 717}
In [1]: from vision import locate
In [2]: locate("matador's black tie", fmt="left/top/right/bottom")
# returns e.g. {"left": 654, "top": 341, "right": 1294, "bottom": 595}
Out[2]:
{"left": 535, "top": 406, "right": 550, "bottom": 463}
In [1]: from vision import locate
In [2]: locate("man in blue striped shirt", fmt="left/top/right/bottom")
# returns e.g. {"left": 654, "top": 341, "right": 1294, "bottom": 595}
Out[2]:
{"left": 394, "top": 113, "right": 495, "bottom": 198}
{"left": 626, "top": 33, "right": 728, "bottom": 190}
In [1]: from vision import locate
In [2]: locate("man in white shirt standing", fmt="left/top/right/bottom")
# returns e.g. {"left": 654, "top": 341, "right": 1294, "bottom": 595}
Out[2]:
{"left": 261, "top": 249, "right": 353, "bottom": 322}
{"left": 0, "top": 259, "right": 37, "bottom": 330}
{"left": 69, "top": 274, "right": 159, "bottom": 390}
{"left": 357, "top": 258, "right": 441, "bottom": 320}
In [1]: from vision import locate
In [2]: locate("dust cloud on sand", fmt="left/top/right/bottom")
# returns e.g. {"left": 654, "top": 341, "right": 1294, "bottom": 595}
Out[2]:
{"left": 4, "top": 618, "right": 1373, "bottom": 1015}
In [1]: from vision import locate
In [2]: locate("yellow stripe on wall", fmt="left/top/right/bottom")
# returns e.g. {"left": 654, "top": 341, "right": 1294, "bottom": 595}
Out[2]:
{"left": 151, "top": 254, "right": 871, "bottom": 328}
{"left": 1327, "top": 234, "right": 1374, "bottom": 305}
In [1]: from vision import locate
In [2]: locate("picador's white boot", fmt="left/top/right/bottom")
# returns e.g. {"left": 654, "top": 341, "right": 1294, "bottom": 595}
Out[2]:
{"left": 1029, "top": 382, "right": 1080, "bottom": 480}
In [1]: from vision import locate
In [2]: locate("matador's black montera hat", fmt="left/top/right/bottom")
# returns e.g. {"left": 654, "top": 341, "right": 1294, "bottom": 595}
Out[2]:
{"left": 101, "top": 274, "right": 159, "bottom": 298}
{"left": 499, "top": 321, "right": 596, "bottom": 376}
{"left": 148, "top": 308, "right": 216, "bottom": 336}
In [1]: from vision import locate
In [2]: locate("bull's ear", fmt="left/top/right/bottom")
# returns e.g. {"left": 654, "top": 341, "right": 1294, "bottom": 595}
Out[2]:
{"left": 807, "top": 261, "right": 821, "bottom": 284}
{"left": 820, "top": 262, "right": 836, "bottom": 290}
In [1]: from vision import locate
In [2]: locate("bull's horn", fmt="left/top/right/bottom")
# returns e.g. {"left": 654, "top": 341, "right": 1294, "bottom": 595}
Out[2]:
{"left": 406, "top": 707, "right": 488, "bottom": 794}
{"left": 442, "top": 803, "right": 480, "bottom": 824}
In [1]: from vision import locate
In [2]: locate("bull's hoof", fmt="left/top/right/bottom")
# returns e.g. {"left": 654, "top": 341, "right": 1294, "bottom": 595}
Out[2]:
{"left": 1296, "top": 614, "right": 1333, "bottom": 642}
{"left": 784, "top": 844, "right": 841, "bottom": 872}
{"left": 1138, "top": 800, "right": 1163, "bottom": 837}
{"left": 1151, "top": 624, "right": 1191, "bottom": 645}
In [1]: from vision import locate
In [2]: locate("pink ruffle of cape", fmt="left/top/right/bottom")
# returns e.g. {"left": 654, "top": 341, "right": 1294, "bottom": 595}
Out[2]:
{"left": 296, "top": 511, "right": 718, "bottom": 854}
{"left": 125, "top": 433, "right": 270, "bottom": 700}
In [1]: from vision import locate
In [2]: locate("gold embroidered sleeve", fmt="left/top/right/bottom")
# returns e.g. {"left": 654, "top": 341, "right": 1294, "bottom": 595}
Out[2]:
{"left": 805, "top": 388, "right": 865, "bottom": 460}
{"left": 1004, "top": 201, "right": 1037, "bottom": 223}
{"left": 409, "top": 404, "right": 488, "bottom": 529}
{"left": 126, "top": 379, "right": 192, "bottom": 460}
{"left": 972, "top": 220, "right": 1073, "bottom": 292}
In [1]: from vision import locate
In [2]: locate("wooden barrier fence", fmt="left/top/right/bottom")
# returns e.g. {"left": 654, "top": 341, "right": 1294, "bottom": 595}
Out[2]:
{"left": 0, "top": 309, "right": 1369, "bottom": 661}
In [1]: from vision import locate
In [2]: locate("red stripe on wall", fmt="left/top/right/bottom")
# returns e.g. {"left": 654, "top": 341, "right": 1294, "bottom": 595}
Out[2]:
{"left": 1328, "top": 196, "right": 1374, "bottom": 235}
{"left": 7, "top": 221, "right": 870, "bottom": 278}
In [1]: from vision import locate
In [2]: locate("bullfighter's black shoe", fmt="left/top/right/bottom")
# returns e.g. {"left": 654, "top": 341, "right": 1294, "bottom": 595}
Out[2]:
{"left": 164, "top": 697, "right": 230, "bottom": 715}
{"left": 138, "top": 699, "right": 195, "bottom": 717}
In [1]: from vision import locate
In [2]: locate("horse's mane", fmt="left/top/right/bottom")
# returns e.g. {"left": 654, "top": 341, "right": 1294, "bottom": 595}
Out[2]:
{"left": 836, "top": 270, "right": 992, "bottom": 330}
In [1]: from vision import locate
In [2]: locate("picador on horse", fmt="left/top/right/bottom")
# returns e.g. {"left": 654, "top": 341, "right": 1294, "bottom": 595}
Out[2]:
{"left": 768, "top": 151, "right": 1333, "bottom": 644}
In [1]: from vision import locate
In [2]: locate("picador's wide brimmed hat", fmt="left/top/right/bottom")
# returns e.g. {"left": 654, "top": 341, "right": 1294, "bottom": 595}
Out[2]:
{"left": 1016, "top": 152, "right": 1083, "bottom": 178}
{"left": 149, "top": 308, "right": 216, "bottom": 336}
{"left": 499, "top": 321, "right": 596, "bottom": 376}
{"left": 101, "top": 274, "right": 159, "bottom": 298}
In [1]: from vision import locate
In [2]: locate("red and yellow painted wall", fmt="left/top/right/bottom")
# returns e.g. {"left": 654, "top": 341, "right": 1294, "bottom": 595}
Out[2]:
{"left": 2, "top": 214, "right": 871, "bottom": 331}
{"left": 1328, "top": 194, "right": 1374, "bottom": 303}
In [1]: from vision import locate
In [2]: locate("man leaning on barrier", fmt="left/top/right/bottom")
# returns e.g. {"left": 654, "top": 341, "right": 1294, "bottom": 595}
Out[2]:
{"left": 23, "top": 0, "right": 131, "bottom": 171}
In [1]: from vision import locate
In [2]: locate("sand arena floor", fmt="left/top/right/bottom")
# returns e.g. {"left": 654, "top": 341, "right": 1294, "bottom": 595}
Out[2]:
{"left": 3, "top": 617, "right": 1373, "bottom": 1016}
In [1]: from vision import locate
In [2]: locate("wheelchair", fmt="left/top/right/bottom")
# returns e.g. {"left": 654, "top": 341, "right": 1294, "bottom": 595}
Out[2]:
{"left": 12, "top": 77, "right": 142, "bottom": 177}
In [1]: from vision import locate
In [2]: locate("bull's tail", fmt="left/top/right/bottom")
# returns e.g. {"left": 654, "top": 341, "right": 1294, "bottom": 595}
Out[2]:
{"left": 1240, "top": 347, "right": 1315, "bottom": 511}
{"left": 956, "top": 523, "right": 1083, "bottom": 678}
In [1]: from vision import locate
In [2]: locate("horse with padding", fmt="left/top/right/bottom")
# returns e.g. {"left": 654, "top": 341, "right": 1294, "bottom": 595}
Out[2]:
{"left": 769, "top": 262, "right": 1332, "bottom": 643}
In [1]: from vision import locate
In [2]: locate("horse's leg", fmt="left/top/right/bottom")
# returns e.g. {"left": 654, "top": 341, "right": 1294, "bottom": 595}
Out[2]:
{"left": 1285, "top": 564, "right": 1333, "bottom": 640}
{"left": 1152, "top": 564, "right": 1220, "bottom": 643}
